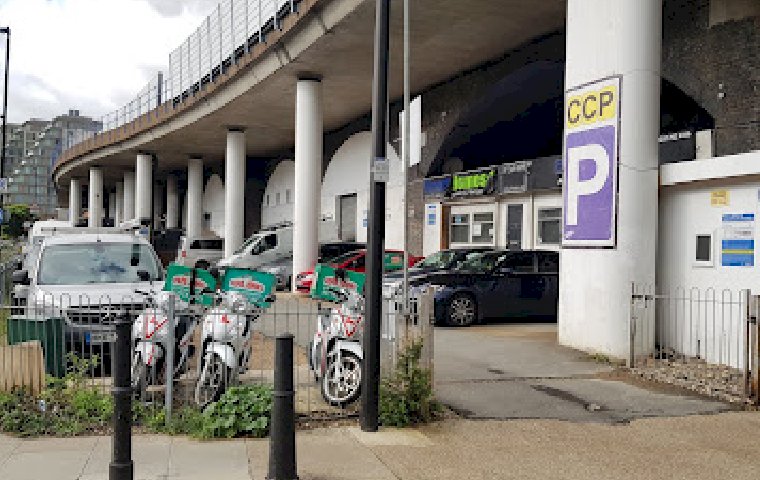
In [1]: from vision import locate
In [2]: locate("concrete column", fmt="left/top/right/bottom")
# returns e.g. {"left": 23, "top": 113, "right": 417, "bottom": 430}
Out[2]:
{"left": 135, "top": 153, "right": 153, "bottom": 223}
{"left": 166, "top": 174, "right": 179, "bottom": 229}
{"left": 115, "top": 181, "right": 124, "bottom": 226}
{"left": 559, "top": 0, "right": 661, "bottom": 359}
{"left": 225, "top": 130, "right": 246, "bottom": 257}
{"left": 187, "top": 158, "right": 204, "bottom": 239}
{"left": 108, "top": 190, "right": 116, "bottom": 223}
{"left": 293, "top": 79, "right": 323, "bottom": 288}
{"left": 69, "top": 177, "right": 81, "bottom": 226}
{"left": 123, "top": 171, "right": 135, "bottom": 222}
{"left": 88, "top": 167, "right": 103, "bottom": 228}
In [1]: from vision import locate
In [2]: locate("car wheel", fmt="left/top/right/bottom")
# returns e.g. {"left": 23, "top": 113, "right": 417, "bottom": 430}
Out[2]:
{"left": 446, "top": 293, "right": 477, "bottom": 327}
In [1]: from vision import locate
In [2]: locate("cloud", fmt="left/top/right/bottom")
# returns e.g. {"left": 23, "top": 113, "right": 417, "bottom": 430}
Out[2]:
{"left": 0, "top": 0, "right": 214, "bottom": 123}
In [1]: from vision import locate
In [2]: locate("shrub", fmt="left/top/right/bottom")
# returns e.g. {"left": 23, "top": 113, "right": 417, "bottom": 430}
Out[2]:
{"left": 200, "top": 385, "right": 272, "bottom": 439}
{"left": 379, "top": 340, "right": 439, "bottom": 428}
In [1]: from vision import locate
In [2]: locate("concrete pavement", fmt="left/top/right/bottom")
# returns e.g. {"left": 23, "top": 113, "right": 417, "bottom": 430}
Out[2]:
{"left": 2, "top": 413, "right": 760, "bottom": 479}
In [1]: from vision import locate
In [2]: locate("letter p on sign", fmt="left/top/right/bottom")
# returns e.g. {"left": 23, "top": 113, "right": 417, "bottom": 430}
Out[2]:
{"left": 563, "top": 76, "right": 620, "bottom": 247}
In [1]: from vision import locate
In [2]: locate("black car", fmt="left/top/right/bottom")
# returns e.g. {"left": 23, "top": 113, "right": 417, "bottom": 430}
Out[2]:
{"left": 383, "top": 247, "right": 494, "bottom": 284}
{"left": 410, "top": 250, "right": 559, "bottom": 327}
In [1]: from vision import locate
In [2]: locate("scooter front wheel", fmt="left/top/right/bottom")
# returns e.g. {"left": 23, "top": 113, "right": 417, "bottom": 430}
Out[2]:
{"left": 321, "top": 351, "right": 362, "bottom": 407}
{"left": 194, "top": 354, "right": 230, "bottom": 408}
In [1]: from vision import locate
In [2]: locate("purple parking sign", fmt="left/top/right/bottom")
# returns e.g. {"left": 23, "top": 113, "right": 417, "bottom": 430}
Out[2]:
{"left": 563, "top": 77, "right": 620, "bottom": 247}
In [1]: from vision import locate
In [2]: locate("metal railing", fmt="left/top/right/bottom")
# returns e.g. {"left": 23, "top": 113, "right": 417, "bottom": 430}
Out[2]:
{"left": 0, "top": 285, "right": 434, "bottom": 421}
{"left": 628, "top": 284, "right": 759, "bottom": 405}
{"left": 74, "top": 0, "right": 300, "bottom": 143}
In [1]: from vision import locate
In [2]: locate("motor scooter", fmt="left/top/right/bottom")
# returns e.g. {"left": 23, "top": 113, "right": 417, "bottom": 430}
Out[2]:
{"left": 194, "top": 290, "right": 273, "bottom": 407}
{"left": 309, "top": 269, "right": 364, "bottom": 407}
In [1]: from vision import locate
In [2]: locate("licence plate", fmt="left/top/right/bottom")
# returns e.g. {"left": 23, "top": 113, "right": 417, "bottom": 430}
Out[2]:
{"left": 85, "top": 332, "right": 117, "bottom": 344}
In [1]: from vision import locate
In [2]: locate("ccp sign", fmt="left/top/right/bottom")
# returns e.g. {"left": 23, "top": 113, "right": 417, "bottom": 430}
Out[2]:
{"left": 563, "top": 76, "right": 621, "bottom": 247}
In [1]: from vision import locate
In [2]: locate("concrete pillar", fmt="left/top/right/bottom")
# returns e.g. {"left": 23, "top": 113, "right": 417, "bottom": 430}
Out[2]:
{"left": 225, "top": 130, "right": 246, "bottom": 257}
{"left": 123, "top": 171, "right": 135, "bottom": 222}
{"left": 166, "top": 174, "right": 179, "bottom": 229}
{"left": 559, "top": 0, "right": 661, "bottom": 359}
{"left": 153, "top": 183, "right": 163, "bottom": 228}
{"left": 88, "top": 167, "right": 103, "bottom": 228}
{"left": 69, "top": 177, "right": 81, "bottom": 226}
{"left": 135, "top": 153, "right": 152, "bottom": 223}
{"left": 293, "top": 79, "right": 323, "bottom": 289}
{"left": 108, "top": 190, "right": 116, "bottom": 223}
{"left": 115, "top": 181, "right": 124, "bottom": 226}
{"left": 187, "top": 158, "right": 204, "bottom": 239}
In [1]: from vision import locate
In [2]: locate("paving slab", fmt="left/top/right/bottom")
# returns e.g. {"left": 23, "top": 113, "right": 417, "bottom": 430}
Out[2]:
{"left": 79, "top": 435, "right": 172, "bottom": 480}
{"left": 168, "top": 437, "right": 250, "bottom": 479}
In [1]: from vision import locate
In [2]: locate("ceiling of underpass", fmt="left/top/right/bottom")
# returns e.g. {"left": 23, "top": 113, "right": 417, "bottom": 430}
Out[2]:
{"left": 54, "top": 0, "right": 567, "bottom": 187}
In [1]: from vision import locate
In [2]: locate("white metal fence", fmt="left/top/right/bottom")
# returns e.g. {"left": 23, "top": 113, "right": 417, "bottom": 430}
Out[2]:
{"left": 629, "top": 284, "right": 760, "bottom": 404}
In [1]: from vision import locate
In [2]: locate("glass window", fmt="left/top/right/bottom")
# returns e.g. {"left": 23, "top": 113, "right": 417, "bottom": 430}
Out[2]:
{"left": 500, "top": 252, "right": 535, "bottom": 273}
{"left": 329, "top": 250, "right": 365, "bottom": 267}
{"left": 537, "top": 208, "right": 562, "bottom": 245}
{"left": 451, "top": 214, "right": 470, "bottom": 243}
{"left": 286, "top": 189, "right": 292, "bottom": 204}
{"left": 456, "top": 251, "right": 504, "bottom": 272}
{"left": 472, "top": 212, "right": 494, "bottom": 244}
{"left": 695, "top": 234, "right": 712, "bottom": 264}
{"left": 415, "top": 250, "right": 458, "bottom": 269}
{"left": 37, "top": 243, "right": 161, "bottom": 285}
{"left": 266, "top": 195, "right": 270, "bottom": 206}
{"left": 276, "top": 192, "right": 281, "bottom": 205}
{"left": 537, "top": 252, "right": 559, "bottom": 273}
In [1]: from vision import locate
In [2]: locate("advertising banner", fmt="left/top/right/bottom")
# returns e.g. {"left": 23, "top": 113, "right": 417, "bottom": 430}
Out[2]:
{"left": 220, "top": 268, "right": 276, "bottom": 306}
{"left": 563, "top": 76, "right": 621, "bottom": 247}
{"left": 721, "top": 213, "right": 755, "bottom": 267}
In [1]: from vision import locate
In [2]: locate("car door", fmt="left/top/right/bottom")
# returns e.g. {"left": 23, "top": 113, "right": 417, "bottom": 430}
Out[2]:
{"left": 491, "top": 252, "right": 537, "bottom": 318}
{"left": 536, "top": 251, "right": 559, "bottom": 317}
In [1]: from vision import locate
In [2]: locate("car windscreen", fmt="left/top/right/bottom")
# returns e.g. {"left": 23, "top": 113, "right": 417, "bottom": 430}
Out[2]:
{"left": 235, "top": 234, "right": 262, "bottom": 255}
{"left": 455, "top": 252, "right": 505, "bottom": 272}
{"left": 37, "top": 243, "right": 162, "bottom": 285}
{"left": 414, "top": 250, "right": 458, "bottom": 269}
{"left": 328, "top": 250, "right": 364, "bottom": 267}
{"left": 190, "top": 239, "right": 223, "bottom": 250}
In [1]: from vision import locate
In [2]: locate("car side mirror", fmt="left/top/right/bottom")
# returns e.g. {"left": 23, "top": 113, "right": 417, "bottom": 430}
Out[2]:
{"left": 136, "top": 270, "right": 151, "bottom": 282}
{"left": 12, "top": 270, "right": 30, "bottom": 286}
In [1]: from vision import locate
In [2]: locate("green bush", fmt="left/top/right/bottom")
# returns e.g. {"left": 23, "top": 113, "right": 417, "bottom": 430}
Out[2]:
{"left": 200, "top": 385, "right": 272, "bottom": 439}
{"left": 379, "top": 340, "right": 439, "bottom": 428}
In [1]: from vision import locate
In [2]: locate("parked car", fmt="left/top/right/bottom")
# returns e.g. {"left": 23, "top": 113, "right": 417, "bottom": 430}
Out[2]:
{"left": 176, "top": 235, "right": 224, "bottom": 267}
{"left": 295, "top": 249, "right": 423, "bottom": 292}
{"left": 259, "top": 242, "right": 365, "bottom": 290}
{"left": 11, "top": 233, "right": 165, "bottom": 367}
{"left": 217, "top": 223, "right": 293, "bottom": 270}
{"left": 382, "top": 247, "right": 494, "bottom": 297}
{"left": 408, "top": 250, "right": 559, "bottom": 327}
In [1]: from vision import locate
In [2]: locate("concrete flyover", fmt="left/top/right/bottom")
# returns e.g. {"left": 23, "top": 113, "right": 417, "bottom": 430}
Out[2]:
{"left": 52, "top": 0, "right": 566, "bottom": 187}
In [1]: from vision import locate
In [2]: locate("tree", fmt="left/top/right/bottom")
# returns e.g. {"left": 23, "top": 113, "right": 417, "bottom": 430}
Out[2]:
{"left": 4, "top": 204, "right": 34, "bottom": 239}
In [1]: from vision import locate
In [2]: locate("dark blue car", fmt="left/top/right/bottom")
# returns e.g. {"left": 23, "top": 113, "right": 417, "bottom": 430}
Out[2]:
{"left": 410, "top": 250, "right": 559, "bottom": 327}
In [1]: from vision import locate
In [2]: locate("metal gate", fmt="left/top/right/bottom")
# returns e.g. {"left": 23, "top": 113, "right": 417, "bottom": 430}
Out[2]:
{"left": 339, "top": 194, "right": 357, "bottom": 242}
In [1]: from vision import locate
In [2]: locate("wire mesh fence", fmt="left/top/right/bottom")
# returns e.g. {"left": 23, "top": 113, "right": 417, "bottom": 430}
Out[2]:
{"left": 0, "top": 278, "right": 434, "bottom": 422}
{"left": 629, "top": 284, "right": 760, "bottom": 405}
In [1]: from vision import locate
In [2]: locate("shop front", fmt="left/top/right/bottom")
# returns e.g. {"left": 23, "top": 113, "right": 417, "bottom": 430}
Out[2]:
{"left": 422, "top": 157, "right": 563, "bottom": 256}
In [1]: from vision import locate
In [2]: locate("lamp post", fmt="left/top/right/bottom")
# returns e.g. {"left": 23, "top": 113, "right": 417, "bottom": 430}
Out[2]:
{"left": 1, "top": 27, "right": 9, "bottom": 232}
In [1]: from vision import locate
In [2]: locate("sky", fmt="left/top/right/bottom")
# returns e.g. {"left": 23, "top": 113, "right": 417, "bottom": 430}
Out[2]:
{"left": 0, "top": 0, "right": 220, "bottom": 123}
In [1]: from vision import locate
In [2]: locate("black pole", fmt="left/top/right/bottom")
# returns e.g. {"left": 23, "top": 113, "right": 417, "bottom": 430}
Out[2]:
{"left": 267, "top": 334, "right": 297, "bottom": 480}
{"left": 361, "top": 0, "right": 390, "bottom": 433}
{"left": 110, "top": 312, "right": 134, "bottom": 480}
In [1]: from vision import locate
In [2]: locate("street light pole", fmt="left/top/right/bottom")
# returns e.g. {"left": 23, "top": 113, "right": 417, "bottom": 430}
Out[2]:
{"left": 1, "top": 27, "right": 10, "bottom": 229}
{"left": 361, "top": 0, "right": 390, "bottom": 433}
{"left": 402, "top": 0, "right": 410, "bottom": 316}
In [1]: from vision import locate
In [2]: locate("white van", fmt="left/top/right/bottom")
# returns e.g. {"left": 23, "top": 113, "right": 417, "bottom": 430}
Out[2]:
{"left": 217, "top": 224, "right": 293, "bottom": 269}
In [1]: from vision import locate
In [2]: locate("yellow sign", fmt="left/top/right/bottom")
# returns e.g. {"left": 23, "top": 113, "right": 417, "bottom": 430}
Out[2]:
{"left": 711, "top": 190, "right": 729, "bottom": 206}
{"left": 566, "top": 83, "right": 618, "bottom": 129}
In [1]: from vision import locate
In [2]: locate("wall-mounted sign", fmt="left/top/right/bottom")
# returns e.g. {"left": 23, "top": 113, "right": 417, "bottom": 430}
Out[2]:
{"left": 451, "top": 169, "right": 494, "bottom": 197}
{"left": 426, "top": 204, "right": 437, "bottom": 226}
{"left": 497, "top": 162, "right": 529, "bottom": 194}
{"left": 563, "top": 76, "right": 621, "bottom": 248}
{"left": 711, "top": 190, "right": 729, "bottom": 206}
{"left": 721, "top": 213, "right": 754, "bottom": 267}
{"left": 423, "top": 177, "right": 452, "bottom": 199}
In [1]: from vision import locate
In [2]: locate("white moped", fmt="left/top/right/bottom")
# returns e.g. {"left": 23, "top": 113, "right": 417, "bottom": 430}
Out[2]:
{"left": 309, "top": 275, "right": 364, "bottom": 407}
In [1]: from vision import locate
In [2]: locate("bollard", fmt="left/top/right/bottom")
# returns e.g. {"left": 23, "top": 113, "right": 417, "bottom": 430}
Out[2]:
{"left": 267, "top": 333, "right": 297, "bottom": 480}
{"left": 110, "top": 311, "right": 134, "bottom": 480}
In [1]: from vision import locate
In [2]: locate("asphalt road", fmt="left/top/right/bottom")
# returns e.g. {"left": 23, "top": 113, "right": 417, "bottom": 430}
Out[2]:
{"left": 257, "top": 296, "right": 730, "bottom": 423}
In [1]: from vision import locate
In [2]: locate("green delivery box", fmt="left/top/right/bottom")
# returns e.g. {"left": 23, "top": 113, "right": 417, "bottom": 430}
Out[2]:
{"left": 163, "top": 263, "right": 217, "bottom": 306}
{"left": 220, "top": 268, "right": 276, "bottom": 307}
{"left": 309, "top": 264, "right": 366, "bottom": 302}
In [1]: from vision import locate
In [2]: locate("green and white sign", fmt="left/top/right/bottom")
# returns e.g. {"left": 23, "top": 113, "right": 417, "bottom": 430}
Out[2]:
{"left": 163, "top": 263, "right": 217, "bottom": 306}
{"left": 310, "top": 264, "right": 366, "bottom": 302}
{"left": 220, "top": 268, "right": 276, "bottom": 306}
